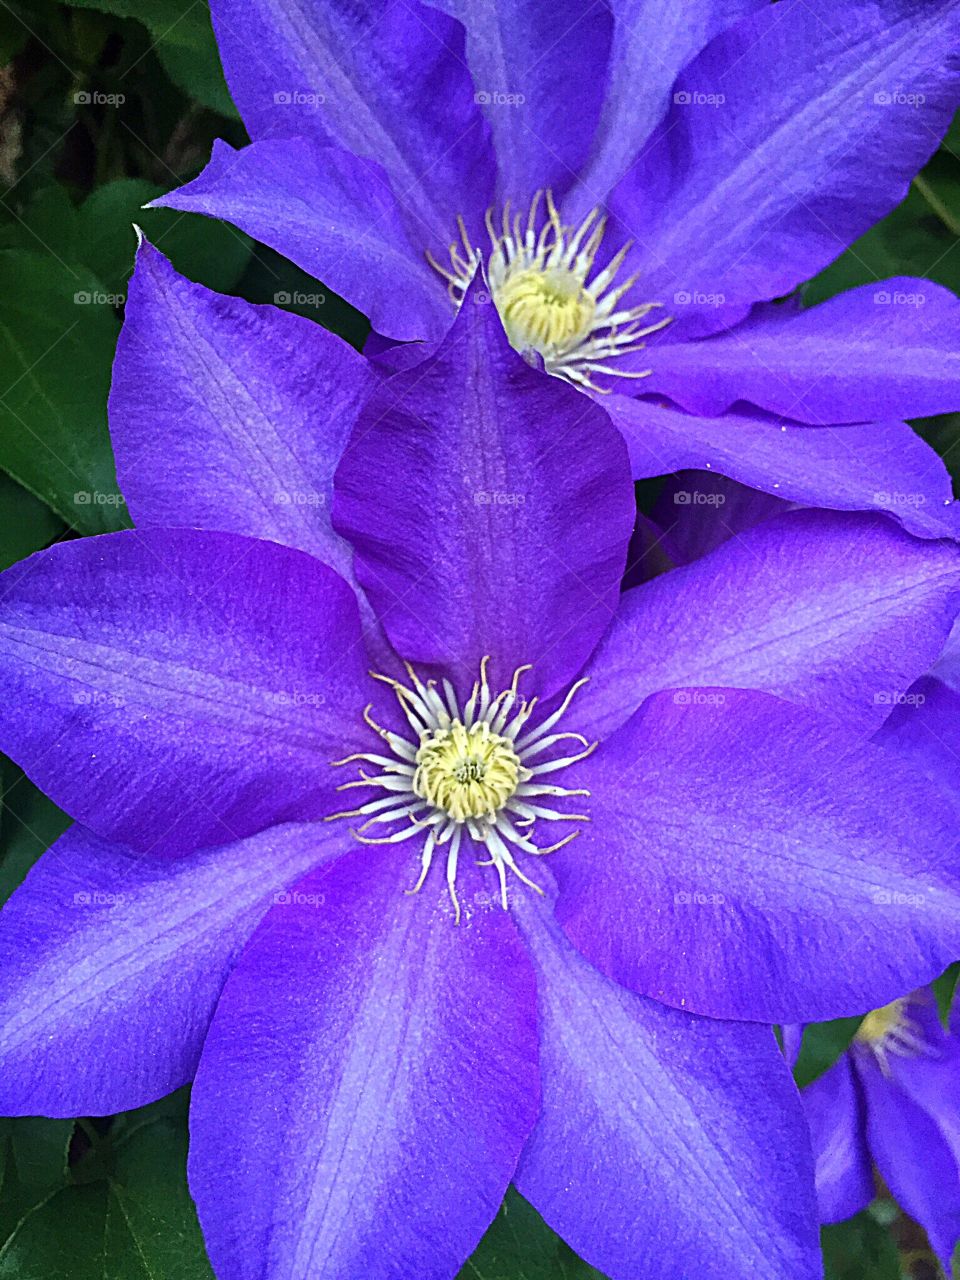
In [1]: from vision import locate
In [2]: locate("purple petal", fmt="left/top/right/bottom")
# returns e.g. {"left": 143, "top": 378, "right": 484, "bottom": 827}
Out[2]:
{"left": 859, "top": 1051, "right": 960, "bottom": 1271}
{"left": 188, "top": 846, "right": 539, "bottom": 1280}
{"left": 333, "top": 277, "right": 634, "bottom": 700}
{"left": 876, "top": 990, "right": 960, "bottom": 1172}
{"left": 872, "top": 676, "right": 960, "bottom": 806}
{"left": 111, "top": 238, "right": 374, "bottom": 577}
{"left": 613, "top": 0, "right": 960, "bottom": 322}
{"left": 552, "top": 689, "right": 960, "bottom": 1022}
{"left": 574, "top": 510, "right": 960, "bottom": 741}
{"left": 653, "top": 471, "right": 793, "bottom": 566}
{"left": 208, "top": 0, "right": 494, "bottom": 237}
{"left": 152, "top": 139, "right": 450, "bottom": 343}
{"left": 434, "top": 0, "right": 611, "bottom": 202}
{"left": 606, "top": 394, "right": 960, "bottom": 539}
{"left": 645, "top": 282, "right": 960, "bottom": 424}
{"left": 568, "top": 0, "right": 764, "bottom": 215}
{"left": 0, "top": 820, "right": 339, "bottom": 1116}
{"left": 0, "top": 530, "right": 369, "bottom": 855}
{"left": 781, "top": 1024, "right": 804, "bottom": 1069}
{"left": 513, "top": 888, "right": 820, "bottom": 1280}
{"left": 802, "top": 1056, "right": 874, "bottom": 1223}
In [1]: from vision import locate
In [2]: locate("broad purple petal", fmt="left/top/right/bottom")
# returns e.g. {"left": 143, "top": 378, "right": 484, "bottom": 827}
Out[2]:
{"left": 606, "top": 394, "right": 960, "bottom": 540}
{"left": 0, "top": 820, "right": 339, "bottom": 1116}
{"left": 0, "top": 530, "right": 369, "bottom": 856}
{"left": 208, "top": 0, "right": 494, "bottom": 237}
{"left": 553, "top": 689, "right": 960, "bottom": 1022}
{"left": 333, "top": 277, "right": 634, "bottom": 700}
{"left": 513, "top": 889, "right": 820, "bottom": 1280}
{"left": 188, "top": 846, "right": 539, "bottom": 1280}
{"left": 434, "top": 0, "right": 611, "bottom": 203}
{"left": 612, "top": 0, "right": 960, "bottom": 323}
{"left": 802, "top": 1056, "right": 874, "bottom": 1223}
{"left": 574, "top": 510, "right": 960, "bottom": 741}
{"left": 860, "top": 1051, "right": 960, "bottom": 1271}
{"left": 645, "top": 282, "right": 960, "bottom": 424}
{"left": 872, "top": 676, "right": 960, "bottom": 806}
{"left": 152, "top": 139, "right": 450, "bottom": 343}
{"left": 568, "top": 0, "right": 764, "bottom": 215}
{"left": 111, "top": 238, "right": 374, "bottom": 578}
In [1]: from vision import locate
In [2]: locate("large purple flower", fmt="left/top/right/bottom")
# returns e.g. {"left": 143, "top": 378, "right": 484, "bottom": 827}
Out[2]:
{"left": 3, "top": 244, "right": 960, "bottom": 1279}
{"left": 154, "top": 0, "right": 960, "bottom": 537}
{"left": 801, "top": 989, "right": 960, "bottom": 1272}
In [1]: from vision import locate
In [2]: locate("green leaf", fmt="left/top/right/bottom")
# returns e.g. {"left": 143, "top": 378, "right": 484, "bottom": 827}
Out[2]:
{"left": 74, "top": 178, "right": 252, "bottom": 294}
{"left": 0, "top": 1118, "right": 74, "bottom": 1248}
{"left": 61, "top": 0, "right": 236, "bottom": 116}
{"left": 934, "top": 963, "right": 959, "bottom": 1025}
{"left": 461, "top": 1190, "right": 607, "bottom": 1280}
{"left": 792, "top": 1017, "right": 864, "bottom": 1090}
{"left": 0, "top": 250, "right": 128, "bottom": 533}
{"left": 0, "top": 761, "right": 70, "bottom": 907}
{"left": 821, "top": 1211, "right": 901, "bottom": 1280}
{"left": 0, "top": 1109, "right": 212, "bottom": 1280}
{"left": 913, "top": 149, "right": 960, "bottom": 238}
{"left": 0, "top": 472, "right": 65, "bottom": 571}
{"left": 804, "top": 186, "right": 960, "bottom": 307}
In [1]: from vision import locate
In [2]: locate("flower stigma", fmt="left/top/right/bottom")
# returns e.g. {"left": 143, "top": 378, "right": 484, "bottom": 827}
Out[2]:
{"left": 854, "top": 995, "right": 935, "bottom": 1075}
{"left": 327, "top": 658, "right": 596, "bottom": 923}
{"left": 427, "top": 189, "right": 671, "bottom": 392}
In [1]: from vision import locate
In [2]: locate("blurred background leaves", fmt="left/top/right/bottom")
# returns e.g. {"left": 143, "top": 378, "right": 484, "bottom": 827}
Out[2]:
{"left": 0, "top": 2, "right": 958, "bottom": 1277}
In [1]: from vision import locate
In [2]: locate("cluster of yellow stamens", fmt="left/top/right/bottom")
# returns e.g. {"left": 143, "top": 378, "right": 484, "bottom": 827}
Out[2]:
{"left": 327, "top": 658, "right": 595, "bottom": 922}
{"left": 427, "top": 190, "right": 670, "bottom": 392}
{"left": 854, "top": 995, "right": 934, "bottom": 1075}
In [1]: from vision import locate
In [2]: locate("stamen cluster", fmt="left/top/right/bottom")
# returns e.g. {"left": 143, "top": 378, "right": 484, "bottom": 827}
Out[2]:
{"left": 428, "top": 190, "right": 670, "bottom": 391}
{"left": 329, "top": 658, "right": 595, "bottom": 922}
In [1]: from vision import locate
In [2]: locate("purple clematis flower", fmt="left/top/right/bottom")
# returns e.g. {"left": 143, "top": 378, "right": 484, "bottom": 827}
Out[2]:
{"left": 4, "top": 244, "right": 960, "bottom": 1280}
{"left": 800, "top": 989, "right": 960, "bottom": 1273}
{"left": 154, "top": 0, "right": 960, "bottom": 537}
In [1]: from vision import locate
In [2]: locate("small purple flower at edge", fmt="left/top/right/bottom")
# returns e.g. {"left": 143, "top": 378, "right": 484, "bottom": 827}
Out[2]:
{"left": 1, "top": 261, "right": 960, "bottom": 1280}
{"left": 153, "top": 0, "right": 960, "bottom": 539}
{"left": 800, "top": 988, "right": 960, "bottom": 1273}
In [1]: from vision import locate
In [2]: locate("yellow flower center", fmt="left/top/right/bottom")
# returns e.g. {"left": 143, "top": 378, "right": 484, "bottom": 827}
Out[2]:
{"left": 854, "top": 994, "right": 931, "bottom": 1074}
{"left": 414, "top": 720, "right": 521, "bottom": 822}
{"left": 497, "top": 267, "right": 597, "bottom": 354}
{"left": 327, "top": 658, "right": 596, "bottom": 923}
{"left": 855, "top": 999, "right": 910, "bottom": 1047}
{"left": 426, "top": 190, "right": 671, "bottom": 392}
